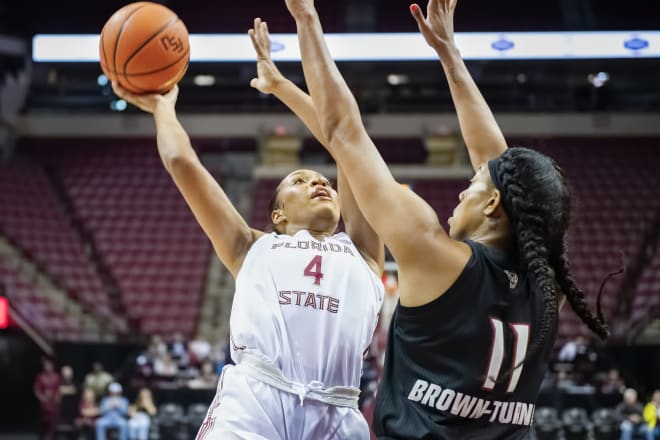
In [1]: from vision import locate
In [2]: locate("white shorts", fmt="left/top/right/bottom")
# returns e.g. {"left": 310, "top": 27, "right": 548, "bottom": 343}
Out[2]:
{"left": 195, "top": 365, "right": 370, "bottom": 440}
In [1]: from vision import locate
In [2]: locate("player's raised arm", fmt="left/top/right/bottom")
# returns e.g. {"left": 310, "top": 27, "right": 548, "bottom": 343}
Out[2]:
{"left": 411, "top": 0, "right": 507, "bottom": 170}
{"left": 248, "top": 17, "right": 383, "bottom": 274}
{"left": 112, "top": 83, "right": 261, "bottom": 278}
{"left": 285, "top": 0, "right": 470, "bottom": 305}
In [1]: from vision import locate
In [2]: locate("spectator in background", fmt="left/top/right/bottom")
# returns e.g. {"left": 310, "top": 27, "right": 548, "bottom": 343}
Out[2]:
{"left": 96, "top": 382, "right": 129, "bottom": 440}
{"left": 169, "top": 332, "right": 187, "bottom": 360}
{"left": 76, "top": 387, "right": 99, "bottom": 440}
{"left": 643, "top": 390, "right": 660, "bottom": 440}
{"left": 147, "top": 335, "right": 167, "bottom": 362}
{"left": 188, "top": 336, "right": 211, "bottom": 367}
{"left": 601, "top": 368, "right": 626, "bottom": 396}
{"left": 558, "top": 335, "right": 588, "bottom": 363}
{"left": 128, "top": 388, "right": 157, "bottom": 440}
{"left": 153, "top": 353, "right": 178, "bottom": 379}
{"left": 616, "top": 388, "right": 653, "bottom": 440}
{"left": 57, "top": 365, "right": 80, "bottom": 432}
{"left": 84, "top": 362, "right": 113, "bottom": 400}
{"left": 33, "top": 357, "right": 60, "bottom": 440}
{"left": 188, "top": 361, "right": 219, "bottom": 389}
{"left": 58, "top": 365, "right": 77, "bottom": 398}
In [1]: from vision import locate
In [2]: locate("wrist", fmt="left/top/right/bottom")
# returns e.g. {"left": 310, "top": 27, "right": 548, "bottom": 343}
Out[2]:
{"left": 153, "top": 102, "right": 175, "bottom": 119}
{"left": 433, "top": 40, "right": 460, "bottom": 58}
{"left": 293, "top": 8, "right": 319, "bottom": 24}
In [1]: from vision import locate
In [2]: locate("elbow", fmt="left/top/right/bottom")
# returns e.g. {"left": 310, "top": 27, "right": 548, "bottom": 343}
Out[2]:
{"left": 321, "top": 113, "right": 361, "bottom": 152}
{"left": 163, "top": 152, "right": 197, "bottom": 176}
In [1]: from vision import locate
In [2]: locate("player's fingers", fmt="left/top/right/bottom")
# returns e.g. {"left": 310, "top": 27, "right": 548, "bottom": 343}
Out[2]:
{"left": 248, "top": 29, "right": 262, "bottom": 54}
{"left": 409, "top": 3, "right": 425, "bottom": 24}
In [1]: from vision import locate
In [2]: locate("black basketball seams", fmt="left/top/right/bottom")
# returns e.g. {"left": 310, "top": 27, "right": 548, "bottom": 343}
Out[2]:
{"left": 121, "top": 17, "right": 183, "bottom": 78}
{"left": 111, "top": 3, "right": 149, "bottom": 78}
{"left": 121, "top": 49, "right": 189, "bottom": 93}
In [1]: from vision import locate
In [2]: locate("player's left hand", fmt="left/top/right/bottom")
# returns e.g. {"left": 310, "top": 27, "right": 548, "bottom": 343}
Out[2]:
{"left": 410, "top": 0, "right": 458, "bottom": 50}
{"left": 111, "top": 82, "right": 178, "bottom": 114}
{"left": 248, "top": 18, "right": 285, "bottom": 95}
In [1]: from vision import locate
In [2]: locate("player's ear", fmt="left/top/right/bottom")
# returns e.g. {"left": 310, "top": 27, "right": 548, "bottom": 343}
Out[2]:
{"left": 272, "top": 208, "right": 286, "bottom": 231}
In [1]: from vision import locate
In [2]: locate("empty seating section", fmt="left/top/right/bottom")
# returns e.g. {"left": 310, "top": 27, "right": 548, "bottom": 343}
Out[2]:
{"left": 0, "top": 162, "right": 115, "bottom": 324}
{"left": 251, "top": 179, "right": 280, "bottom": 232}
{"left": 0, "top": 255, "right": 89, "bottom": 341}
{"left": 537, "top": 141, "right": 660, "bottom": 343}
{"left": 631, "top": 253, "right": 660, "bottom": 327}
{"left": 46, "top": 144, "right": 210, "bottom": 337}
{"left": 3, "top": 137, "right": 657, "bottom": 341}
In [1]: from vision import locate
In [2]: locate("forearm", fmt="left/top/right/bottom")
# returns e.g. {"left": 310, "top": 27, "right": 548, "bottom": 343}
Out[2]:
{"left": 435, "top": 43, "right": 507, "bottom": 169}
{"left": 271, "top": 78, "right": 327, "bottom": 146}
{"left": 294, "top": 11, "right": 362, "bottom": 143}
{"left": 153, "top": 106, "right": 198, "bottom": 173}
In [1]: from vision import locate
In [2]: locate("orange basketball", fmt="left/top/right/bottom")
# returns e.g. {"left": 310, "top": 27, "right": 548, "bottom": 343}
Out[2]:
{"left": 99, "top": 2, "right": 190, "bottom": 94}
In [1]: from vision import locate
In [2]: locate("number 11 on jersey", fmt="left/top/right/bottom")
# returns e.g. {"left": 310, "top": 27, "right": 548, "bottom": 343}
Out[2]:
{"left": 304, "top": 255, "right": 324, "bottom": 285}
{"left": 482, "top": 318, "right": 529, "bottom": 393}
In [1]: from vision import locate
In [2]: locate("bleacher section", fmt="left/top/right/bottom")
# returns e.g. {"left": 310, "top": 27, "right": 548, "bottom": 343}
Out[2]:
{"left": 0, "top": 161, "right": 120, "bottom": 331}
{"left": 2, "top": 137, "right": 658, "bottom": 342}
{"left": 22, "top": 141, "right": 213, "bottom": 337}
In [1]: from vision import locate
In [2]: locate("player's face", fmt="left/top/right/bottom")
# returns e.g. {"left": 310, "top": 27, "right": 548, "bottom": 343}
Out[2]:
{"left": 273, "top": 169, "right": 340, "bottom": 232}
{"left": 448, "top": 166, "right": 498, "bottom": 240}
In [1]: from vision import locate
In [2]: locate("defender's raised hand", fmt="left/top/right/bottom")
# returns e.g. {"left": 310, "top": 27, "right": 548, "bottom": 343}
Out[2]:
{"left": 248, "top": 18, "right": 285, "bottom": 95}
{"left": 410, "top": 0, "right": 458, "bottom": 50}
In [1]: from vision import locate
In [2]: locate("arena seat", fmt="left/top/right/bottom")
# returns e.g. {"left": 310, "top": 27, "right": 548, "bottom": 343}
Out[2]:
{"left": 533, "top": 406, "right": 563, "bottom": 440}
{"left": 561, "top": 407, "right": 591, "bottom": 439}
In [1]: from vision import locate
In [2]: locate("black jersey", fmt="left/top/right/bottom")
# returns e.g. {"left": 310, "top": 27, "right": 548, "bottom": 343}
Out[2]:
{"left": 373, "top": 240, "right": 555, "bottom": 439}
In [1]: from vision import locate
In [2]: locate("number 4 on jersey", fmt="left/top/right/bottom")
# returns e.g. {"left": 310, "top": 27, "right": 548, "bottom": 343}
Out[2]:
{"left": 482, "top": 318, "right": 529, "bottom": 393}
{"left": 304, "top": 255, "right": 324, "bottom": 285}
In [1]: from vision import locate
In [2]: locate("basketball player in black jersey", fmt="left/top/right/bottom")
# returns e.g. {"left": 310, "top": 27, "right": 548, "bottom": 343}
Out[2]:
{"left": 285, "top": 0, "right": 610, "bottom": 437}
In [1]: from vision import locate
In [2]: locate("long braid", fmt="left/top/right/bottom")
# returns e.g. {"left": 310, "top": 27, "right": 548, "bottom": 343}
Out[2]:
{"left": 497, "top": 156, "right": 560, "bottom": 361}
{"left": 551, "top": 250, "right": 610, "bottom": 340}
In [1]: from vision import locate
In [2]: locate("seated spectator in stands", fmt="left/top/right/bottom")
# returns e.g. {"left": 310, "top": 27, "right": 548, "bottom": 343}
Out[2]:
{"left": 84, "top": 362, "right": 113, "bottom": 400}
{"left": 188, "top": 336, "right": 211, "bottom": 367}
{"left": 96, "top": 382, "right": 129, "bottom": 440}
{"left": 616, "top": 388, "right": 653, "bottom": 440}
{"left": 601, "top": 368, "right": 626, "bottom": 396}
{"left": 147, "top": 334, "right": 167, "bottom": 362}
{"left": 33, "top": 357, "right": 60, "bottom": 440}
{"left": 643, "top": 390, "right": 660, "bottom": 440}
{"left": 188, "top": 361, "right": 219, "bottom": 389}
{"left": 153, "top": 353, "right": 178, "bottom": 379}
{"left": 59, "top": 365, "right": 77, "bottom": 398}
{"left": 128, "top": 388, "right": 157, "bottom": 440}
{"left": 558, "top": 335, "right": 588, "bottom": 362}
{"left": 76, "top": 388, "right": 99, "bottom": 440}
{"left": 169, "top": 332, "right": 187, "bottom": 361}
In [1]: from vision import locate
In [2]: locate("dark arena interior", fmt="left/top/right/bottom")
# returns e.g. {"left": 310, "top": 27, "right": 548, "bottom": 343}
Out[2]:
{"left": 0, "top": 0, "right": 659, "bottom": 439}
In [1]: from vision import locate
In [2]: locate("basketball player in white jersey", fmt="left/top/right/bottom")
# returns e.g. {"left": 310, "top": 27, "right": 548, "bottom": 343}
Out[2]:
{"left": 111, "top": 18, "right": 384, "bottom": 439}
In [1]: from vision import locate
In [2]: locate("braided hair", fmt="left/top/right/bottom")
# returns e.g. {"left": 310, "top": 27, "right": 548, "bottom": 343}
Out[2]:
{"left": 489, "top": 147, "right": 609, "bottom": 364}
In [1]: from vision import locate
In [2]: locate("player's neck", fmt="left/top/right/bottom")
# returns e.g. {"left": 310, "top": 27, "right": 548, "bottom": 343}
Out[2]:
{"left": 469, "top": 221, "right": 512, "bottom": 251}
{"left": 285, "top": 224, "right": 333, "bottom": 241}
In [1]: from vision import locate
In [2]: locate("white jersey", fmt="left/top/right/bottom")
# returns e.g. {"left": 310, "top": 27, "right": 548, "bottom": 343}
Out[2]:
{"left": 229, "top": 230, "right": 384, "bottom": 390}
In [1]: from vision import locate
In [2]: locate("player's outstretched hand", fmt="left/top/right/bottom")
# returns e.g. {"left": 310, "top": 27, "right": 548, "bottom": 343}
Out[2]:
{"left": 111, "top": 82, "right": 179, "bottom": 114}
{"left": 248, "top": 18, "right": 285, "bottom": 95}
{"left": 410, "top": 0, "right": 458, "bottom": 50}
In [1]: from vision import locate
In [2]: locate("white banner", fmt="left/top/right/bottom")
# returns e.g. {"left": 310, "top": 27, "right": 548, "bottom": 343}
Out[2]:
{"left": 33, "top": 31, "right": 660, "bottom": 62}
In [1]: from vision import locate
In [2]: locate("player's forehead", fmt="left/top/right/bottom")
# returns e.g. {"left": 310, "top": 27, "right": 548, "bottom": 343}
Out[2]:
{"left": 282, "top": 169, "right": 328, "bottom": 183}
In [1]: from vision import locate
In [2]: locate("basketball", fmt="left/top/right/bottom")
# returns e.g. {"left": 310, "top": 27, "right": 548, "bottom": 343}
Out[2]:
{"left": 99, "top": 2, "right": 190, "bottom": 94}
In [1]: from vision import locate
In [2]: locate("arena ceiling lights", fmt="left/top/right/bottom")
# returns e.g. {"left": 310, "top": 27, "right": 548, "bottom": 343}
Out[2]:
{"left": 33, "top": 31, "right": 659, "bottom": 62}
